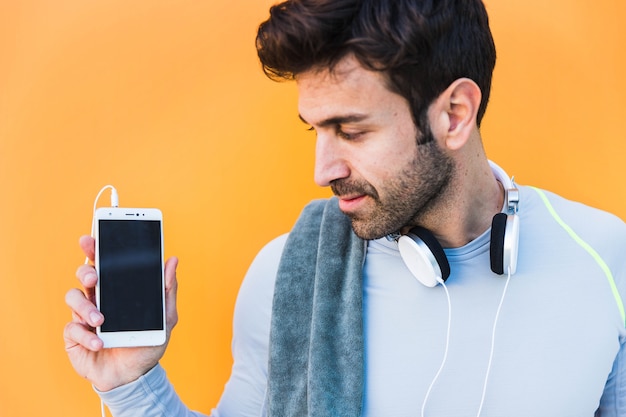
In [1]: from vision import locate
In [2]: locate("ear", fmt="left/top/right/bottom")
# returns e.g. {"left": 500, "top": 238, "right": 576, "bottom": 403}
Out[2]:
{"left": 430, "top": 78, "right": 482, "bottom": 151}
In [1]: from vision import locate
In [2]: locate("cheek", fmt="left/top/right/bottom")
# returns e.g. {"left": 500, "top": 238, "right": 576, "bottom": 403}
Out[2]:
{"left": 358, "top": 143, "right": 417, "bottom": 192}
{"left": 353, "top": 115, "right": 419, "bottom": 185}
{"left": 374, "top": 133, "right": 418, "bottom": 170}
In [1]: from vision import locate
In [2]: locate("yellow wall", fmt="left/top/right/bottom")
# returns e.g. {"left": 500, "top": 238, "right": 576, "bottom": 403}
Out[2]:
{"left": 0, "top": 1, "right": 624, "bottom": 415}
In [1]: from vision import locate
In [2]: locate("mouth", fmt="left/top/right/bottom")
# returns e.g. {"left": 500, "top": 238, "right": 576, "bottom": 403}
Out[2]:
{"left": 336, "top": 194, "right": 367, "bottom": 213}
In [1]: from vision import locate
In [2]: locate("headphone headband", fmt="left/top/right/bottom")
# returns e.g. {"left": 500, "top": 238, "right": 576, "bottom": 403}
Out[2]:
{"left": 397, "top": 160, "right": 521, "bottom": 285}
{"left": 488, "top": 160, "right": 519, "bottom": 216}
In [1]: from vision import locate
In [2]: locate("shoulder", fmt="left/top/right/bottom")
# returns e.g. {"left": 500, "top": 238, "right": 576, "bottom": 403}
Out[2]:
{"left": 519, "top": 185, "right": 626, "bottom": 330}
{"left": 235, "top": 233, "right": 288, "bottom": 317}
{"left": 521, "top": 185, "right": 626, "bottom": 242}
{"left": 521, "top": 185, "right": 626, "bottom": 287}
{"left": 236, "top": 197, "right": 338, "bottom": 307}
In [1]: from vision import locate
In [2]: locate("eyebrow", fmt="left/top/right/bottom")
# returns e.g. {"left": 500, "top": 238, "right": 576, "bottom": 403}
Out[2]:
{"left": 298, "top": 113, "right": 369, "bottom": 128}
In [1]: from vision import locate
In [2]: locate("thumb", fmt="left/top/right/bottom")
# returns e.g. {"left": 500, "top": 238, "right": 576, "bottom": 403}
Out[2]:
{"left": 164, "top": 257, "right": 179, "bottom": 333}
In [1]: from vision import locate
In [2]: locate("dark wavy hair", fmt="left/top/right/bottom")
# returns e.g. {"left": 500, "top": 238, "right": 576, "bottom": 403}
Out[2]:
{"left": 256, "top": 0, "right": 496, "bottom": 130}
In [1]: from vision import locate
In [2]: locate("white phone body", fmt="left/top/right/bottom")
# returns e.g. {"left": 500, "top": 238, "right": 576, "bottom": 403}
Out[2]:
{"left": 94, "top": 207, "right": 166, "bottom": 348}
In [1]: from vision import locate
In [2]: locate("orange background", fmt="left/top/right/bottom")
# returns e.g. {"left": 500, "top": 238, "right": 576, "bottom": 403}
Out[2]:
{"left": 0, "top": 1, "right": 624, "bottom": 415}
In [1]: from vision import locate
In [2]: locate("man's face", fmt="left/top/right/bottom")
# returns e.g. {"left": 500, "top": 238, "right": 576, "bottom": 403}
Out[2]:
{"left": 297, "top": 56, "right": 454, "bottom": 240}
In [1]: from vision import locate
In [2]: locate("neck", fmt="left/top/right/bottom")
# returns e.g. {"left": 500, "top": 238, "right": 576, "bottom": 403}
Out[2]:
{"left": 406, "top": 153, "right": 504, "bottom": 249}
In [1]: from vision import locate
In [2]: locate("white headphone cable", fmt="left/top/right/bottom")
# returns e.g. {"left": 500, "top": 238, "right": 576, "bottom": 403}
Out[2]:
{"left": 85, "top": 185, "right": 119, "bottom": 417}
{"left": 420, "top": 267, "right": 512, "bottom": 417}
{"left": 475, "top": 266, "right": 512, "bottom": 417}
{"left": 420, "top": 281, "right": 452, "bottom": 417}
{"left": 85, "top": 185, "right": 118, "bottom": 265}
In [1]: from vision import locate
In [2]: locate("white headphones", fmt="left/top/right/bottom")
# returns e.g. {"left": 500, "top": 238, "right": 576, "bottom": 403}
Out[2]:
{"left": 396, "top": 160, "right": 520, "bottom": 287}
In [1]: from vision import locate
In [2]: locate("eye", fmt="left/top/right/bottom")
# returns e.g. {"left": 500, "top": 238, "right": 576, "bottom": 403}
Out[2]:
{"left": 336, "top": 130, "right": 352, "bottom": 140}
{"left": 335, "top": 125, "right": 362, "bottom": 141}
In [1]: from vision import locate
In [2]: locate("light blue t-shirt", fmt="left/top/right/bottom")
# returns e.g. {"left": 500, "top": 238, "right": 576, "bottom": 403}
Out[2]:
{"left": 99, "top": 185, "right": 626, "bottom": 416}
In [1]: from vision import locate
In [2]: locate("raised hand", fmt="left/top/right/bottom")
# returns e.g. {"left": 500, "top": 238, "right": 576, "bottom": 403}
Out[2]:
{"left": 63, "top": 235, "right": 179, "bottom": 391}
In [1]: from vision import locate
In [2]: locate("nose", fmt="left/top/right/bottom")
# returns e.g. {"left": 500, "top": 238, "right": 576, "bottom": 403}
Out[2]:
{"left": 313, "top": 133, "right": 350, "bottom": 187}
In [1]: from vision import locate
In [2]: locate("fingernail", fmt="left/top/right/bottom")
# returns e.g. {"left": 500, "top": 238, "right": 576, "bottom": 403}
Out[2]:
{"left": 90, "top": 311, "right": 103, "bottom": 325}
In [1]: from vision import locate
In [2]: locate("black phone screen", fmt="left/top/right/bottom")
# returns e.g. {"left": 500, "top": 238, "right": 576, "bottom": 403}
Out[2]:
{"left": 98, "top": 219, "right": 164, "bottom": 332}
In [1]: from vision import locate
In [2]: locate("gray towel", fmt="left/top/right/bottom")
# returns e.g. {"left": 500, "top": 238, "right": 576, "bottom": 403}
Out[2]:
{"left": 268, "top": 197, "right": 366, "bottom": 416}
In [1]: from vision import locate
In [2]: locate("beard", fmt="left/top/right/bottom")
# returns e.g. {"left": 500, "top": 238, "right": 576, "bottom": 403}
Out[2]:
{"left": 330, "top": 127, "right": 454, "bottom": 240}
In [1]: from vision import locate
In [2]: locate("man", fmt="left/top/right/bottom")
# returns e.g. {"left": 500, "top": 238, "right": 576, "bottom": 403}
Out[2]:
{"left": 64, "top": 0, "right": 626, "bottom": 415}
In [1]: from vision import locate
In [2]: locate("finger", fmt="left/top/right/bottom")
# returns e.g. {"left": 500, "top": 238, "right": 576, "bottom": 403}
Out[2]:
{"left": 164, "top": 256, "right": 179, "bottom": 331}
{"left": 64, "top": 321, "right": 104, "bottom": 352}
{"left": 76, "top": 263, "right": 98, "bottom": 290}
{"left": 72, "top": 310, "right": 89, "bottom": 327}
{"left": 65, "top": 288, "right": 104, "bottom": 328}
{"left": 79, "top": 235, "right": 95, "bottom": 262}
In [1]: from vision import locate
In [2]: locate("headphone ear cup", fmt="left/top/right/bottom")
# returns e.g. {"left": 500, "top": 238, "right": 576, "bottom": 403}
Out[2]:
{"left": 490, "top": 213, "right": 520, "bottom": 275}
{"left": 397, "top": 226, "right": 451, "bottom": 287}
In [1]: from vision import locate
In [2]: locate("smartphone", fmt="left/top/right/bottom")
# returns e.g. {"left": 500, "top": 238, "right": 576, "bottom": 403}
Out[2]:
{"left": 94, "top": 207, "right": 166, "bottom": 348}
